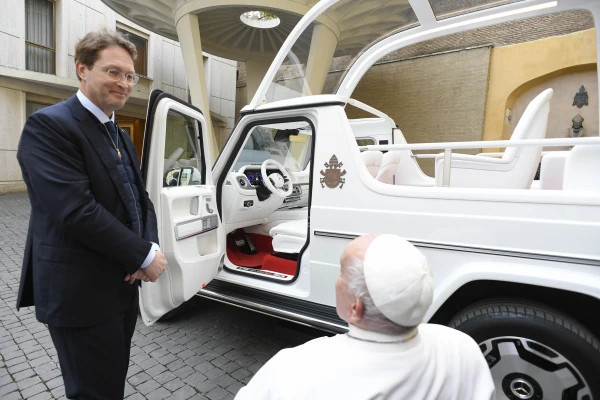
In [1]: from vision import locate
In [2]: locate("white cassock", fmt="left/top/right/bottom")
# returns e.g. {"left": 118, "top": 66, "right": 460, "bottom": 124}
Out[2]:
{"left": 235, "top": 323, "right": 495, "bottom": 400}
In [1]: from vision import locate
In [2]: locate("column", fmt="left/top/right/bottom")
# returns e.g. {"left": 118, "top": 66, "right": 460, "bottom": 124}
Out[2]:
{"left": 304, "top": 24, "right": 338, "bottom": 95}
{"left": 175, "top": 13, "right": 218, "bottom": 162}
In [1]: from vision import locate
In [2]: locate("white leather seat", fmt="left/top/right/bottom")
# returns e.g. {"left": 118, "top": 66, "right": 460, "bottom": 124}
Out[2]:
{"left": 375, "top": 151, "right": 402, "bottom": 184}
{"left": 434, "top": 88, "right": 553, "bottom": 189}
{"left": 269, "top": 219, "right": 307, "bottom": 254}
{"left": 538, "top": 151, "right": 569, "bottom": 190}
{"left": 563, "top": 145, "right": 600, "bottom": 191}
{"left": 361, "top": 150, "right": 383, "bottom": 178}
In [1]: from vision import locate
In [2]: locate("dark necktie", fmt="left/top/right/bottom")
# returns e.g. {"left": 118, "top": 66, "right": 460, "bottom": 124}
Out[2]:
{"left": 104, "top": 121, "right": 118, "bottom": 145}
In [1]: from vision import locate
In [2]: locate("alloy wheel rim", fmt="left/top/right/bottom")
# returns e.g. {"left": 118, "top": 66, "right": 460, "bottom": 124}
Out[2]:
{"left": 479, "top": 336, "right": 592, "bottom": 400}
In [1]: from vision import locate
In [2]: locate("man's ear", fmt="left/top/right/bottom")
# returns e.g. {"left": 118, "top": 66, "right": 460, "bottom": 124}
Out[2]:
{"left": 348, "top": 296, "right": 365, "bottom": 324}
{"left": 75, "top": 62, "right": 88, "bottom": 81}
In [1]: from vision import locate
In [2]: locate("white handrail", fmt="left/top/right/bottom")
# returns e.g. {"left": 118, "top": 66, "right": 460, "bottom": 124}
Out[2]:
{"left": 360, "top": 136, "right": 600, "bottom": 187}
{"left": 360, "top": 137, "right": 600, "bottom": 152}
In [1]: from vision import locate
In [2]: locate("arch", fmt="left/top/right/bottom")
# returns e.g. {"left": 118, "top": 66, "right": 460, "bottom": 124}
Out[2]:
{"left": 505, "top": 64, "right": 598, "bottom": 140}
{"left": 482, "top": 28, "right": 597, "bottom": 147}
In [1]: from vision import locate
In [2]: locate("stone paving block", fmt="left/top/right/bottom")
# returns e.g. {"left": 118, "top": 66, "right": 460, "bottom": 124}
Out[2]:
{"left": 3, "top": 391, "right": 24, "bottom": 400}
{"left": 12, "top": 367, "right": 35, "bottom": 381}
{"left": 188, "top": 394, "right": 209, "bottom": 400}
{"left": 213, "top": 373, "right": 235, "bottom": 389}
{"left": 247, "top": 361, "right": 264, "bottom": 374}
{"left": 25, "top": 349, "right": 47, "bottom": 361}
{"left": 157, "top": 353, "right": 178, "bottom": 365}
{"left": 220, "top": 362, "right": 240, "bottom": 374}
{"left": 146, "top": 387, "right": 171, "bottom": 400}
{"left": 146, "top": 363, "right": 167, "bottom": 377}
{"left": 136, "top": 357, "right": 159, "bottom": 370}
{"left": 136, "top": 379, "right": 160, "bottom": 396}
{"left": 204, "top": 367, "right": 225, "bottom": 381}
{"left": 131, "top": 352, "right": 150, "bottom": 365}
{"left": 176, "top": 349, "right": 196, "bottom": 361}
{"left": 225, "top": 381, "right": 244, "bottom": 395}
{"left": 205, "top": 386, "right": 230, "bottom": 400}
{"left": 166, "top": 359, "right": 185, "bottom": 372}
{"left": 124, "top": 383, "right": 136, "bottom": 397}
{"left": 210, "top": 356, "right": 230, "bottom": 368}
{"left": 171, "top": 384, "right": 197, "bottom": 400}
{"left": 17, "top": 375, "right": 42, "bottom": 390}
{"left": 173, "top": 365, "right": 195, "bottom": 380}
{"left": 20, "top": 382, "right": 47, "bottom": 398}
{"left": 0, "top": 382, "right": 19, "bottom": 396}
{"left": 128, "top": 371, "right": 151, "bottom": 386}
{"left": 38, "top": 367, "right": 61, "bottom": 382}
{"left": 46, "top": 375, "right": 63, "bottom": 390}
{"left": 183, "top": 371, "right": 207, "bottom": 387}
{"left": 194, "top": 361, "right": 213, "bottom": 374}
{"left": 142, "top": 343, "right": 161, "bottom": 354}
{"left": 28, "top": 390, "right": 54, "bottom": 400}
{"left": 163, "top": 377, "right": 185, "bottom": 391}
{"left": 125, "top": 393, "right": 146, "bottom": 400}
{"left": 230, "top": 368, "right": 251, "bottom": 381}
{"left": 0, "top": 373, "right": 14, "bottom": 386}
{"left": 8, "top": 362, "right": 30, "bottom": 374}
{"left": 194, "top": 380, "right": 217, "bottom": 394}
{"left": 199, "top": 351, "right": 220, "bottom": 362}
{"left": 127, "top": 364, "right": 143, "bottom": 378}
{"left": 154, "top": 370, "right": 177, "bottom": 385}
{"left": 3, "top": 350, "right": 25, "bottom": 361}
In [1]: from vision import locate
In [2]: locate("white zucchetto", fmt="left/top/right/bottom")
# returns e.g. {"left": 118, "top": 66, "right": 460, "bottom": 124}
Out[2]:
{"left": 363, "top": 235, "right": 434, "bottom": 326}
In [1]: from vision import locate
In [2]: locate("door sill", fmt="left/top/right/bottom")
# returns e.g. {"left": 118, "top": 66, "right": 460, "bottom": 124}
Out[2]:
{"left": 197, "top": 280, "right": 347, "bottom": 333}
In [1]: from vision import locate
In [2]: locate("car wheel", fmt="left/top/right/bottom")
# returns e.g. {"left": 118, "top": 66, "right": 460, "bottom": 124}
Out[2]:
{"left": 449, "top": 300, "right": 600, "bottom": 400}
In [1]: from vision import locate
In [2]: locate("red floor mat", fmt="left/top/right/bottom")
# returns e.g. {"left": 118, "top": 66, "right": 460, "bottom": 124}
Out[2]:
{"left": 263, "top": 254, "right": 297, "bottom": 276}
{"left": 226, "top": 231, "right": 298, "bottom": 276}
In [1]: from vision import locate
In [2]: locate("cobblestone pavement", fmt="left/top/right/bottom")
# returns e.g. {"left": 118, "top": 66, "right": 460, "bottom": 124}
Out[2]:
{"left": 0, "top": 193, "right": 326, "bottom": 399}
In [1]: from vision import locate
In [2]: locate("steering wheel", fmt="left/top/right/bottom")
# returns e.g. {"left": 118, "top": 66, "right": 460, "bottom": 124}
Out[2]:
{"left": 261, "top": 159, "right": 293, "bottom": 198}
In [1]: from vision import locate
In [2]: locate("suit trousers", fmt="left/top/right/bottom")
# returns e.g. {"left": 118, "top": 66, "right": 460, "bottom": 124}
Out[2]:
{"left": 48, "top": 288, "right": 138, "bottom": 400}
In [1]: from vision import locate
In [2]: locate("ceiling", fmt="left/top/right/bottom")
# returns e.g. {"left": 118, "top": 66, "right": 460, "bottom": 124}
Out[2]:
{"left": 100, "top": 0, "right": 418, "bottom": 62}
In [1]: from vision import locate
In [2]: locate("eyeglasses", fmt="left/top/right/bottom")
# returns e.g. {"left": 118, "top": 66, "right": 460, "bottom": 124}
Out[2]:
{"left": 93, "top": 65, "right": 139, "bottom": 85}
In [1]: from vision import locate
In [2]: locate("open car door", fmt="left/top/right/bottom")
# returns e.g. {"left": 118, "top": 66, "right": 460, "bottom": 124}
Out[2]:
{"left": 140, "top": 90, "right": 224, "bottom": 325}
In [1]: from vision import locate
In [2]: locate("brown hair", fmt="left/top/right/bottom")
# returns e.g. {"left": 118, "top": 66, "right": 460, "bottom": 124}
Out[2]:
{"left": 74, "top": 28, "right": 137, "bottom": 81}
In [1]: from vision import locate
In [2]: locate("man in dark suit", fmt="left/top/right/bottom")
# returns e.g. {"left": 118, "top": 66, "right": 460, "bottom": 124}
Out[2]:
{"left": 16, "top": 28, "right": 167, "bottom": 400}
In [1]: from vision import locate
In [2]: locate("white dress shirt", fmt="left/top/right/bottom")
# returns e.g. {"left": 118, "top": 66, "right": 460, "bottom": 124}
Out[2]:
{"left": 235, "top": 323, "right": 496, "bottom": 400}
{"left": 76, "top": 90, "right": 159, "bottom": 269}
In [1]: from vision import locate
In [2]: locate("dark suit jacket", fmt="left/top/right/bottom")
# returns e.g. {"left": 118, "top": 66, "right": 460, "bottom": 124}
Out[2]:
{"left": 16, "top": 94, "right": 159, "bottom": 327}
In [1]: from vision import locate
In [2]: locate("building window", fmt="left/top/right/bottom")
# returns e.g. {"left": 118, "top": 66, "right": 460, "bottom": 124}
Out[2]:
{"left": 117, "top": 27, "right": 148, "bottom": 77}
{"left": 26, "top": 101, "right": 51, "bottom": 118}
{"left": 25, "top": 0, "right": 55, "bottom": 74}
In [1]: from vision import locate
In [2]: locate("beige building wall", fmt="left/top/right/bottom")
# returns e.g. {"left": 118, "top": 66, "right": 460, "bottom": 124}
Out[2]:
{"left": 509, "top": 67, "right": 598, "bottom": 147}
{"left": 484, "top": 29, "right": 597, "bottom": 145}
{"left": 0, "top": 0, "right": 236, "bottom": 194}
{"left": 206, "top": 55, "right": 237, "bottom": 150}
{"left": 345, "top": 47, "right": 491, "bottom": 175}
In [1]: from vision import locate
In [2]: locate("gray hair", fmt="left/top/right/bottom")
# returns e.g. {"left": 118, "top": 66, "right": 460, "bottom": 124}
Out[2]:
{"left": 345, "top": 256, "right": 415, "bottom": 335}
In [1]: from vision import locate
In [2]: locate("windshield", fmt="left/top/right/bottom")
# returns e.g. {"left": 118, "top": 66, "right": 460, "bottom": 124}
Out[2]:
{"left": 233, "top": 121, "right": 313, "bottom": 172}
{"left": 262, "top": 0, "right": 419, "bottom": 105}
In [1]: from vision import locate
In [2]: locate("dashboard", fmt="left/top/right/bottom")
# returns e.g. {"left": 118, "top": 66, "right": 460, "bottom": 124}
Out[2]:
{"left": 242, "top": 168, "right": 282, "bottom": 187}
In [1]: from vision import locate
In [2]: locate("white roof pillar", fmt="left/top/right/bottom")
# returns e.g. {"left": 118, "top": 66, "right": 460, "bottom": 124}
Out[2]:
{"left": 175, "top": 12, "right": 218, "bottom": 160}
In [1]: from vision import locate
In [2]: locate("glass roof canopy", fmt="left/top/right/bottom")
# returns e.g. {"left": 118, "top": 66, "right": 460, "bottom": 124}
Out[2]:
{"left": 254, "top": 0, "right": 536, "bottom": 107}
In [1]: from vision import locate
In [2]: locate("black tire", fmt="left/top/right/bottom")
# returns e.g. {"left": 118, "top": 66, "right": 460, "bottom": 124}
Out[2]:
{"left": 449, "top": 299, "right": 600, "bottom": 400}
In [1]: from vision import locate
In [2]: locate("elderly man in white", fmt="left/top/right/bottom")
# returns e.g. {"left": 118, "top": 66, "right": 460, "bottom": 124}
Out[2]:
{"left": 235, "top": 234, "right": 495, "bottom": 400}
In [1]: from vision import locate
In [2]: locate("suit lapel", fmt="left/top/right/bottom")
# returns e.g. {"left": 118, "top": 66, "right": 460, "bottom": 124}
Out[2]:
{"left": 67, "top": 96, "right": 130, "bottom": 209}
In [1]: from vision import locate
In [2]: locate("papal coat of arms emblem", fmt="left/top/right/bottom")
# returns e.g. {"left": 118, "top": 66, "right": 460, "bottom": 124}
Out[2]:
{"left": 573, "top": 85, "right": 588, "bottom": 108}
{"left": 320, "top": 154, "right": 346, "bottom": 189}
